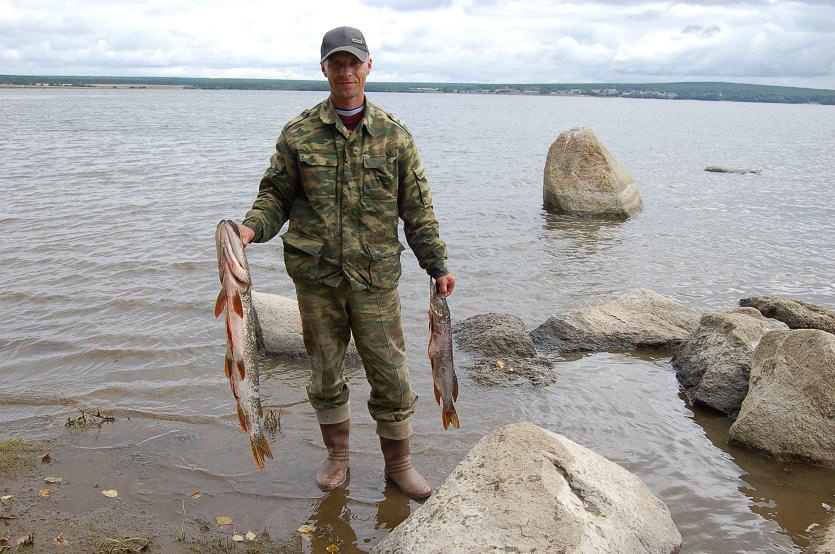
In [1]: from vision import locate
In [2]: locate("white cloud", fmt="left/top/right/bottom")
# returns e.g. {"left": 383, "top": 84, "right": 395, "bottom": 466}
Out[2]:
{"left": 1, "top": 0, "right": 834, "bottom": 88}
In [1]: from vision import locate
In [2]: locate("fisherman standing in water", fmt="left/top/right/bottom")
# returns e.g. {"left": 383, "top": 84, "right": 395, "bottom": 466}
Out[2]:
{"left": 237, "top": 26, "right": 455, "bottom": 500}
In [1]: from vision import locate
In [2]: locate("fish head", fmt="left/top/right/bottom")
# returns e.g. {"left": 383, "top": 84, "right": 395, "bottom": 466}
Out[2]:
{"left": 216, "top": 220, "right": 251, "bottom": 287}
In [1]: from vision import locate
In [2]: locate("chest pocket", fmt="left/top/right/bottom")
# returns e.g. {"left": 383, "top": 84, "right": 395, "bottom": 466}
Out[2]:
{"left": 299, "top": 151, "right": 337, "bottom": 198}
{"left": 362, "top": 156, "right": 397, "bottom": 202}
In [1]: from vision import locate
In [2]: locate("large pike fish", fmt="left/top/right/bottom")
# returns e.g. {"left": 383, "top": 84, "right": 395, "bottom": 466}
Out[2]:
{"left": 214, "top": 219, "right": 273, "bottom": 470}
{"left": 428, "top": 278, "right": 459, "bottom": 430}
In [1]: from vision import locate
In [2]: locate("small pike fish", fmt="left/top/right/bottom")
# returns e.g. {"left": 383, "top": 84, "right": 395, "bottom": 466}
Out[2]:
{"left": 428, "top": 278, "right": 459, "bottom": 430}
{"left": 214, "top": 220, "right": 273, "bottom": 470}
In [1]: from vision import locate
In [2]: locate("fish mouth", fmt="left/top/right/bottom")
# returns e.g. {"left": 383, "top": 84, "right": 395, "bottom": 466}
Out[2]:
{"left": 216, "top": 220, "right": 250, "bottom": 286}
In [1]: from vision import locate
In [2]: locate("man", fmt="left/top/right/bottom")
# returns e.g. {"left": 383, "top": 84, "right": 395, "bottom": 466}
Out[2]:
{"left": 238, "top": 26, "right": 455, "bottom": 500}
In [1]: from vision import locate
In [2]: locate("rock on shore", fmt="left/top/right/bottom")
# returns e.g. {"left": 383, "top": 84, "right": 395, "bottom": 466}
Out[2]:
{"left": 371, "top": 422, "right": 682, "bottom": 554}
{"left": 813, "top": 515, "right": 835, "bottom": 553}
{"left": 739, "top": 295, "right": 835, "bottom": 335}
{"left": 530, "top": 288, "right": 699, "bottom": 353}
{"left": 543, "top": 127, "right": 643, "bottom": 218}
{"left": 728, "top": 329, "right": 835, "bottom": 467}
{"left": 251, "top": 291, "right": 358, "bottom": 359}
{"left": 672, "top": 308, "right": 788, "bottom": 416}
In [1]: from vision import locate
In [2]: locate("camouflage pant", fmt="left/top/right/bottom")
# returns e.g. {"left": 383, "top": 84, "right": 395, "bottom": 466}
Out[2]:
{"left": 294, "top": 279, "right": 417, "bottom": 440}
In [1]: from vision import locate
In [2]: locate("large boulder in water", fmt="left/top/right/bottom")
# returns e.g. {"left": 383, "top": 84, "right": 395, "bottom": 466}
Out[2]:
{"left": 371, "top": 422, "right": 682, "bottom": 554}
{"left": 739, "top": 295, "right": 835, "bottom": 335}
{"left": 672, "top": 308, "right": 788, "bottom": 416}
{"left": 251, "top": 291, "right": 358, "bottom": 360}
{"left": 530, "top": 288, "right": 699, "bottom": 353}
{"left": 543, "top": 127, "right": 643, "bottom": 218}
{"left": 728, "top": 329, "right": 835, "bottom": 467}
{"left": 454, "top": 313, "right": 536, "bottom": 358}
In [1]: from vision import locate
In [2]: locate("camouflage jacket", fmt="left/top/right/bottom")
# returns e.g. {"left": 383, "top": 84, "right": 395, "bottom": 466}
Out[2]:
{"left": 243, "top": 97, "right": 448, "bottom": 291}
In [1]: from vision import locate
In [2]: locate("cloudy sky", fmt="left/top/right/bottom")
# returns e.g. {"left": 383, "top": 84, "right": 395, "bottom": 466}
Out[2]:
{"left": 2, "top": 0, "right": 835, "bottom": 88}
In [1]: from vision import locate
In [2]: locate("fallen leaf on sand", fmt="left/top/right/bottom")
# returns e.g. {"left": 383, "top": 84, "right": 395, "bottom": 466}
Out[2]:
{"left": 190, "top": 491, "right": 202, "bottom": 500}
{"left": 43, "top": 476, "right": 62, "bottom": 484}
{"left": 41, "top": 453, "right": 52, "bottom": 464}
{"left": 326, "top": 544, "right": 340, "bottom": 553}
{"left": 492, "top": 359, "right": 505, "bottom": 372}
{"left": 101, "top": 490, "right": 118, "bottom": 498}
{"left": 245, "top": 531, "right": 256, "bottom": 541}
{"left": 232, "top": 534, "right": 244, "bottom": 542}
{"left": 215, "top": 516, "right": 233, "bottom": 526}
{"left": 53, "top": 534, "right": 68, "bottom": 546}
{"left": 297, "top": 524, "right": 316, "bottom": 535}
{"left": 0, "top": 495, "right": 11, "bottom": 502}
{"left": 38, "top": 489, "right": 50, "bottom": 498}
{"left": 16, "top": 531, "right": 34, "bottom": 546}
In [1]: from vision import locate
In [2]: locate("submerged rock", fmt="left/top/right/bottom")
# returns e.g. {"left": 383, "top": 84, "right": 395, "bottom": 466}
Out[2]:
{"left": 813, "top": 515, "right": 835, "bottom": 553}
{"left": 371, "top": 422, "right": 682, "bottom": 554}
{"left": 543, "top": 127, "right": 643, "bottom": 218}
{"left": 530, "top": 288, "right": 699, "bottom": 353}
{"left": 454, "top": 313, "right": 555, "bottom": 386}
{"left": 673, "top": 308, "right": 787, "bottom": 416}
{"left": 728, "top": 329, "right": 835, "bottom": 467}
{"left": 251, "top": 291, "right": 358, "bottom": 360}
{"left": 739, "top": 295, "right": 835, "bottom": 335}
{"left": 704, "top": 166, "right": 761, "bottom": 175}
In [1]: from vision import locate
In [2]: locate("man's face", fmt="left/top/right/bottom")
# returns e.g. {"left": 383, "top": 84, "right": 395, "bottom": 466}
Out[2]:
{"left": 321, "top": 51, "right": 372, "bottom": 107}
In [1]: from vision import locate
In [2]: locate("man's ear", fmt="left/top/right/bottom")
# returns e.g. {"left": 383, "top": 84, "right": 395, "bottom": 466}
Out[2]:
{"left": 321, "top": 61, "right": 327, "bottom": 77}
{"left": 367, "top": 58, "right": 373, "bottom": 73}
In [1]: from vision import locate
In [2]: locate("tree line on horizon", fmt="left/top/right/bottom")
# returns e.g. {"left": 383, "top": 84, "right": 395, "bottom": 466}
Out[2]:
{"left": 2, "top": 74, "right": 834, "bottom": 105}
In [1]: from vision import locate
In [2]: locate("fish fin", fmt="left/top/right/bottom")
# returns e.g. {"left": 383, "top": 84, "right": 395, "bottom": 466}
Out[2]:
{"left": 443, "top": 406, "right": 460, "bottom": 430}
{"left": 233, "top": 291, "right": 244, "bottom": 318}
{"left": 433, "top": 382, "right": 441, "bottom": 405}
{"left": 250, "top": 432, "right": 273, "bottom": 471}
{"left": 236, "top": 359, "right": 246, "bottom": 379}
{"left": 236, "top": 403, "right": 249, "bottom": 433}
{"left": 225, "top": 316, "right": 234, "bottom": 351}
{"left": 453, "top": 373, "right": 459, "bottom": 402}
{"left": 224, "top": 353, "right": 233, "bottom": 379}
{"left": 214, "top": 290, "right": 226, "bottom": 318}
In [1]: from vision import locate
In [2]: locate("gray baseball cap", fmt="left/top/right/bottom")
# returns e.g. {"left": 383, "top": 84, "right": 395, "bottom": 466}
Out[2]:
{"left": 321, "top": 26, "right": 369, "bottom": 62}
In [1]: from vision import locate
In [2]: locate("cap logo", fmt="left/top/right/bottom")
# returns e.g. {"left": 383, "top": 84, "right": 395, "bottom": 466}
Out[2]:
{"left": 352, "top": 38, "right": 363, "bottom": 44}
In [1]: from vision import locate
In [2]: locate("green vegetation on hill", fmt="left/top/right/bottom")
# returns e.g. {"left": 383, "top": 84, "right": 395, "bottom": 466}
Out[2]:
{"left": 2, "top": 74, "right": 834, "bottom": 105}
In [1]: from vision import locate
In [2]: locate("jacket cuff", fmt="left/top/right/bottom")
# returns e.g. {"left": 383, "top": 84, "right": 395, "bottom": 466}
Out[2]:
{"left": 242, "top": 217, "right": 263, "bottom": 243}
{"left": 427, "top": 264, "right": 448, "bottom": 279}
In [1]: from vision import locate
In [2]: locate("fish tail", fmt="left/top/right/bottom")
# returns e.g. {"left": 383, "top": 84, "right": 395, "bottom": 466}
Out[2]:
{"left": 249, "top": 432, "right": 273, "bottom": 471}
{"left": 442, "top": 405, "right": 460, "bottom": 430}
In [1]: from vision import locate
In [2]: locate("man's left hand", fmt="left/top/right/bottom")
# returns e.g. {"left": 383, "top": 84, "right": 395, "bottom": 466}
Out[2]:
{"left": 436, "top": 274, "right": 456, "bottom": 298}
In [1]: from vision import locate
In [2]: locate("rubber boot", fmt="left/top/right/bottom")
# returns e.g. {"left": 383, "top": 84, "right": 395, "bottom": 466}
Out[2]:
{"left": 316, "top": 420, "right": 350, "bottom": 491}
{"left": 380, "top": 436, "right": 431, "bottom": 500}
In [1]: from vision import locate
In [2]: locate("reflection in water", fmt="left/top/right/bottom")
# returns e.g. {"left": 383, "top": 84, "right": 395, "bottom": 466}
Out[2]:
{"left": 374, "top": 482, "right": 412, "bottom": 532}
{"left": 539, "top": 211, "right": 624, "bottom": 262}
{"left": 308, "top": 486, "right": 359, "bottom": 553}
{"left": 687, "top": 399, "right": 835, "bottom": 550}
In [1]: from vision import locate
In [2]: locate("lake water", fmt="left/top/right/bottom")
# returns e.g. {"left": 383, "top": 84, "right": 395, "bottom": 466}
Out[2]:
{"left": 1, "top": 88, "right": 834, "bottom": 552}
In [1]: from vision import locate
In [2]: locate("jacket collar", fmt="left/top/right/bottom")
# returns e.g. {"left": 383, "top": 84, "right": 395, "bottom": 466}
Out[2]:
{"left": 319, "top": 96, "right": 380, "bottom": 137}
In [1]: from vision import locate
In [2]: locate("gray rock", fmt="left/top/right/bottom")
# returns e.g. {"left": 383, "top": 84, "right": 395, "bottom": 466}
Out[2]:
{"left": 454, "top": 313, "right": 555, "bottom": 386}
{"left": 739, "top": 295, "right": 835, "bottom": 335}
{"left": 543, "top": 127, "right": 643, "bottom": 218}
{"left": 729, "top": 329, "right": 835, "bottom": 467}
{"left": 672, "top": 308, "right": 788, "bottom": 416}
{"left": 704, "top": 166, "right": 761, "bottom": 174}
{"left": 372, "top": 422, "right": 682, "bottom": 554}
{"left": 454, "top": 313, "right": 536, "bottom": 358}
{"left": 251, "top": 291, "right": 358, "bottom": 360}
{"left": 531, "top": 288, "right": 700, "bottom": 353}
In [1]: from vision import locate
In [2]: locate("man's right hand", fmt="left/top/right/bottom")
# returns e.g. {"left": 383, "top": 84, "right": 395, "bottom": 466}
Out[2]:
{"left": 238, "top": 223, "right": 255, "bottom": 248}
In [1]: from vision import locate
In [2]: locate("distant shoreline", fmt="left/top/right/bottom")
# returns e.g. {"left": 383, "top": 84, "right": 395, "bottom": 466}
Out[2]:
{"left": 2, "top": 76, "right": 834, "bottom": 105}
